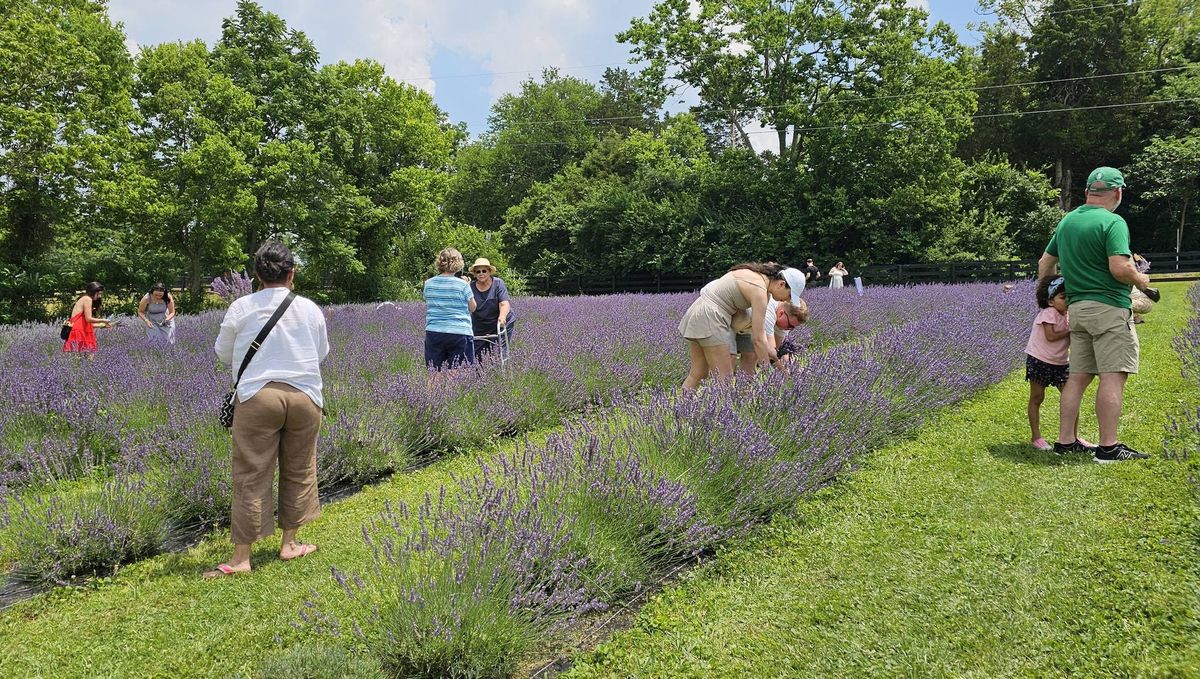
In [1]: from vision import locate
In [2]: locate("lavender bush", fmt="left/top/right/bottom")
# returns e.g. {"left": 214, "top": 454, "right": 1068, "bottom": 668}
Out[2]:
{"left": 305, "top": 282, "right": 1035, "bottom": 676}
{"left": 1166, "top": 282, "right": 1199, "bottom": 461}
{"left": 211, "top": 271, "right": 254, "bottom": 304}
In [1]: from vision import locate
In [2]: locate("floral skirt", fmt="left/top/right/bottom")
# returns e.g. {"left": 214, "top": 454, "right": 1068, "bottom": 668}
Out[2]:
{"left": 1025, "top": 354, "right": 1068, "bottom": 388}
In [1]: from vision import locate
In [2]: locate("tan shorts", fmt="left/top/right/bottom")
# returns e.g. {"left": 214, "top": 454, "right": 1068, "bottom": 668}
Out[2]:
{"left": 1068, "top": 300, "right": 1139, "bottom": 375}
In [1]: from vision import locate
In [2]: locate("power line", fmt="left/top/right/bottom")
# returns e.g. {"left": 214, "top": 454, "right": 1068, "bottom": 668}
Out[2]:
{"left": 394, "top": 61, "right": 633, "bottom": 82}
{"left": 497, "top": 96, "right": 1200, "bottom": 148}
{"left": 481, "top": 63, "right": 1199, "bottom": 131}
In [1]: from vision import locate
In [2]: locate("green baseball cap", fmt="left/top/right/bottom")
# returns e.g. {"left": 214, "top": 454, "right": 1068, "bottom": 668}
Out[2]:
{"left": 1086, "top": 166, "right": 1125, "bottom": 191}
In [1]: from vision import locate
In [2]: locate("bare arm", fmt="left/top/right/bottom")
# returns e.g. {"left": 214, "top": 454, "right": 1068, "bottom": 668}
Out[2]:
{"left": 1037, "top": 252, "right": 1059, "bottom": 280}
{"left": 735, "top": 275, "right": 780, "bottom": 368}
{"left": 137, "top": 295, "right": 150, "bottom": 325}
{"left": 1041, "top": 324, "right": 1070, "bottom": 342}
{"left": 81, "top": 297, "right": 108, "bottom": 327}
{"left": 165, "top": 298, "right": 176, "bottom": 322}
{"left": 498, "top": 300, "right": 511, "bottom": 326}
{"left": 467, "top": 296, "right": 477, "bottom": 313}
{"left": 1108, "top": 255, "right": 1151, "bottom": 289}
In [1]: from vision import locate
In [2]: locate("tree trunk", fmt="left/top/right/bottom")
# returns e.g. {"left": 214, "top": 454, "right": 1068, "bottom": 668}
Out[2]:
{"left": 1054, "top": 156, "right": 1073, "bottom": 212}
{"left": 1179, "top": 197, "right": 1188, "bottom": 260}
{"left": 777, "top": 126, "right": 788, "bottom": 156}
{"left": 188, "top": 247, "right": 203, "bottom": 300}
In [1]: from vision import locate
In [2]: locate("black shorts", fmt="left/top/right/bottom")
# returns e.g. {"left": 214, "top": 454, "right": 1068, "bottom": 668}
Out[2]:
{"left": 1025, "top": 354, "right": 1069, "bottom": 389}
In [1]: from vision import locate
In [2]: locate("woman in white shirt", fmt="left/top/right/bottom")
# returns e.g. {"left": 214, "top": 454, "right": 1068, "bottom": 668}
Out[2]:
{"left": 207, "top": 241, "right": 330, "bottom": 578}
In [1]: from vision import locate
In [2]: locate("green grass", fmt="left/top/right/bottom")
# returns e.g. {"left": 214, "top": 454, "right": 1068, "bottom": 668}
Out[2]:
{"left": 567, "top": 282, "right": 1200, "bottom": 678}
{"left": 0, "top": 433, "right": 536, "bottom": 678}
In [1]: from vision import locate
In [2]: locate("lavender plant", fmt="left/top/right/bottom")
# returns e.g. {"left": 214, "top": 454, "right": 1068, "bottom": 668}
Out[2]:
{"left": 1166, "top": 282, "right": 1199, "bottom": 461}
{"left": 211, "top": 271, "right": 254, "bottom": 304}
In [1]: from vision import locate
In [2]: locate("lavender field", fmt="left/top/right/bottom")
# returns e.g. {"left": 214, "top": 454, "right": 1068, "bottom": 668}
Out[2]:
{"left": 0, "top": 281, "right": 1053, "bottom": 676}
{"left": 0, "top": 284, "right": 998, "bottom": 587}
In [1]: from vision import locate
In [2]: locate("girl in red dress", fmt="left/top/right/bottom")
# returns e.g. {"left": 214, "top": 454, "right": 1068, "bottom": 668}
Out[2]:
{"left": 63, "top": 282, "right": 112, "bottom": 357}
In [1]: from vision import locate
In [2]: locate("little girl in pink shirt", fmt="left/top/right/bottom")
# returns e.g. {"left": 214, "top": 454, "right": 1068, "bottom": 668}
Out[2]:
{"left": 1025, "top": 276, "right": 1091, "bottom": 450}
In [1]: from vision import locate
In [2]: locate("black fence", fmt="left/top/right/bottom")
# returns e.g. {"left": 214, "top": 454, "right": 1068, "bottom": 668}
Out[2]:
{"left": 526, "top": 251, "right": 1200, "bottom": 296}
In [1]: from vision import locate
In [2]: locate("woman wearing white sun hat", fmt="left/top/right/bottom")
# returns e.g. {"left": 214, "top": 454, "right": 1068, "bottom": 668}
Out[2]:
{"left": 678, "top": 261, "right": 806, "bottom": 391}
{"left": 468, "top": 257, "right": 516, "bottom": 358}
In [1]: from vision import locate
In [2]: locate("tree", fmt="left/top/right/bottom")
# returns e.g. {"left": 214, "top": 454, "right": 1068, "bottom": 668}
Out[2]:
{"left": 1129, "top": 131, "right": 1200, "bottom": 257}
{"left": 209, "top": 1, "right": 322, "bottom": 258}
{"left": 308, "top": 59, "right": 463, "bottom": 299}
{"left": 445, "top": 70, "right": 612, "bottom": 232}
{"left": 132, "top": 40, "right": 257, "bottom": 297}
{"left": 619, "top": 0, "right": 956, "bottom": 162}
{"left": 0, "top": 0, "right": 134, "bottom": 320}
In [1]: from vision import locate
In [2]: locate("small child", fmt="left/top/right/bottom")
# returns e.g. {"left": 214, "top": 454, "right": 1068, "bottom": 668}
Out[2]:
{"left": 1025, "top": 276, "right": 1090, "bottom": 450}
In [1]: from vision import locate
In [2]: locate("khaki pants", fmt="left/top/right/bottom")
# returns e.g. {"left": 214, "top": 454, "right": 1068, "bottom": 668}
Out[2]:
{"left": 231, "top": 382, "right": 322, "bottom": 544}
{"left": 1068, "top": 300, "right": 1139, "bottom": 375}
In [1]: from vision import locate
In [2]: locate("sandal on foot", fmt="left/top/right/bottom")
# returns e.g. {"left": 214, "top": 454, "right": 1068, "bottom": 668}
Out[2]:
{"left": 1031, "top": 437, "right": 1053, "bottom": 451}
{"left": 203, "top": 563, "right": 248, "bottom": 579}
{"left": 280, "top": 543, "right": 318, "bottom": 561}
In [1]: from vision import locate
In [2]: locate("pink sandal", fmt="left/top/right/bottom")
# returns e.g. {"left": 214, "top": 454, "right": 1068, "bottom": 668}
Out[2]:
{"left": 1031, "top": 437, "right": 1053, "bottom": 451}
{"left": 203, "top": 563, "right": 247, "bottom": 579}
{"left": 280, "top": 543, "right": 318, "bottom": 561}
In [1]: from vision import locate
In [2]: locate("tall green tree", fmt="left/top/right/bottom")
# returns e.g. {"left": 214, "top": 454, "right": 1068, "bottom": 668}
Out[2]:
{"left": 132, "top": 40, "right": 257, "bottom": 297}
{"left": 1129, "top": 131, "right": 1200, "bottom": 255}
{"left": 619, "top": 0, "right": 955, "bottom": 162}
{"left": 0, "top": 0, "right": 134, "bottom": 319}
{"left": 209, "top": 1, "right": 322, "bottom": 258}
{"left": 309, "top": 59, "right": 463, "bottom": 298}
{"left": 445, "top": 68, "right": 657, "bottom": 232}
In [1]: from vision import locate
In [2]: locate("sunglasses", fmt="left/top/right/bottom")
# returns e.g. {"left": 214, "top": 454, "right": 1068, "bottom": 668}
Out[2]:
{"left": 472, "top": 269, "right": 490, "bottom": 275}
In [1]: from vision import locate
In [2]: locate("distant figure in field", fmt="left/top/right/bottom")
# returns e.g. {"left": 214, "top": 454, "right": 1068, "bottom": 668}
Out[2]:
{"left": 678, "top": 262, "right": 806, "bottom": 390}
{"left": 468, "top": 257, "right": 516, "bottom": 359}
{"left": 801, "top": 258, "right": 821, "bottom": 283}
{"left": 137, "top": 282, "right": 176, "bottom": 344}
{"left": 63, "top": 282, "right": 113, "bottom": 358}
{"left": 1038, "top": 166, "right": 1154, "bottom": 463}
{"left": 423, "top": 247, "right": 477, "bottom": 370}
{"left": 828, "top": 261, "right": 849, "bottom": 289}
{"left": 208, "top": 241, "right": 330, "bottom": 578}
{"left": 1024, "top": 276, "right": 1090, "bottom": 451}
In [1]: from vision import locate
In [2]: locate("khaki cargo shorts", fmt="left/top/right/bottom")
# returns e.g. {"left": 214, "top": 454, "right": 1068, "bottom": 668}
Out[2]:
{"left": 1068, "top": 300, "right": 1139, "bottom": 374}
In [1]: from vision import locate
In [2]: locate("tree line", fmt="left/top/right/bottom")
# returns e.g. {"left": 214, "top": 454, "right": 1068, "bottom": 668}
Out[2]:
{"left": 2, "top": 0, "right": 1198, "bottom": 322}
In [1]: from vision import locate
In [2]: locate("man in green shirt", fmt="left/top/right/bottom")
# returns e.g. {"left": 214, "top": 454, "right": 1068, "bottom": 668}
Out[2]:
{"left": 1038, "top": 166, "right": 1153, "bottom": 463}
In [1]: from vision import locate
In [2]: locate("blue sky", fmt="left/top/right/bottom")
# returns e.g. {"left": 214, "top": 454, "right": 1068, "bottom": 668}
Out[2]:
{"left": 109, "top": 1, "right": 990, "bottom": 142}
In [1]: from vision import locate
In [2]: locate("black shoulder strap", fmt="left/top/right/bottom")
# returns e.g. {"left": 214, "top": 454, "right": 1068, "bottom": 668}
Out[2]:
{"left": 234, "top": 291, "right": 296, "bottom": 386}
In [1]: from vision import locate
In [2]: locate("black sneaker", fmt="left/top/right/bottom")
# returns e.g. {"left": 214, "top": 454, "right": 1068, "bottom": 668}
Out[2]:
{"left": 1053, "top": 439, "right": 1098, "bottom": 455}
{"left": 1094, "top": 443, "right": 1150, "bottom": 463}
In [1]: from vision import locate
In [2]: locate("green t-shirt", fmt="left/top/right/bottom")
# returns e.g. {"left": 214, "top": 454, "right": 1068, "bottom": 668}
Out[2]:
{"left": 1045, "top": 205, "right": 1132, "bottom": 309}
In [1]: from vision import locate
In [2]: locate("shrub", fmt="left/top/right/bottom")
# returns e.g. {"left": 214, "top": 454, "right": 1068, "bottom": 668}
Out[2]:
{"left": 256, "top": 643, "right": 387, "bottom": 679}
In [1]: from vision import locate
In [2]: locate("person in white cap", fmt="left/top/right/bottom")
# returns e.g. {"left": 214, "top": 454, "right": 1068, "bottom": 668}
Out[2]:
{"left": 678, "top": 262, "right": 807, "bottom": 391}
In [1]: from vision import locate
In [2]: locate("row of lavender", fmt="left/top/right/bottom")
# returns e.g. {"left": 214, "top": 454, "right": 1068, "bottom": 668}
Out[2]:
{"left": 0, "top": 286, "right": 941, "bottom": 583}
{"left": 295, "top": 283, "right": 1035, "bottom": 678}
{"left": 1166, "top": 282, "right": 1200, "bottom": 460}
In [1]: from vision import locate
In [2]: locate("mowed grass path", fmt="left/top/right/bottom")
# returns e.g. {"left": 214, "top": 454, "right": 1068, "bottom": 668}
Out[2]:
{"left": 569, "top": 282, "right": 1200, "bottom": 678}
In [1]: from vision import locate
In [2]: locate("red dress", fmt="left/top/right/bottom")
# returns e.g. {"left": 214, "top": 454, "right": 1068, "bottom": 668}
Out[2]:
{"left": 63, "top": 312, "right": 98, "bottom": 353}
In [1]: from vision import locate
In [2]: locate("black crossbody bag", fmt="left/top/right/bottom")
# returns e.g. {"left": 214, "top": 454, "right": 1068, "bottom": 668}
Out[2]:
{"left": 219, "top": 291, "right": 296, "bottom": 428}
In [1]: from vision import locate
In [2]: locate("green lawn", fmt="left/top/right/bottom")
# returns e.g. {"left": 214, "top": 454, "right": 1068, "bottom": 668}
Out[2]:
{"left": 566, "top": 282, "right": 1200, "bottom": 677}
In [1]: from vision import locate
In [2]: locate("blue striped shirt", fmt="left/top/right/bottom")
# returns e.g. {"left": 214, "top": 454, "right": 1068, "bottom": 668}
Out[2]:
{"left": 423, "top": 275, "right": 473, "bottom": 335}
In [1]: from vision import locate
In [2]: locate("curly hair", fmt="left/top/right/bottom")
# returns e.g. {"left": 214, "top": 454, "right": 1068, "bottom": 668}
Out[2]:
{"left": 1035, "top": 275, "right": 1066, "bottom": 309}
{"left": 435, "top": 247, "right": 465, "bottom": 274}
{"left": 782, "top": 299, "right": 809, "bottom": 324}
{"left": 254, "top": 241, "right": 295, "bottom": 284}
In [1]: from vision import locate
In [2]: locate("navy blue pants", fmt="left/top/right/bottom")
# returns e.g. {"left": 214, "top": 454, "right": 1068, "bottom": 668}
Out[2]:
{"left": 473, "top": 319, "right": 516, "bottom": 360}
{"left": 425, "top": 331, "right": 475, "bottom": 370}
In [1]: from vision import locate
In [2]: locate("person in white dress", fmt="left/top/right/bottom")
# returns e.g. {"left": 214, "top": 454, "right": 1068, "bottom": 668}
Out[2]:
{"left": 828, "top": 261, "right": 849, "bottom": 289}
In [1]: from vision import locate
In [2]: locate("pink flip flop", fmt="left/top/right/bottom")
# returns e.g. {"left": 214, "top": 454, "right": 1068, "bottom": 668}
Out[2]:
{"left": 203, "top": 563, "right": 247, "bottom": 579}
{"left": 281, "top": 543, "right": 318, "bottom": 561}
{"left": 1031, "top": 437, "right": 1053, "bottom": 451}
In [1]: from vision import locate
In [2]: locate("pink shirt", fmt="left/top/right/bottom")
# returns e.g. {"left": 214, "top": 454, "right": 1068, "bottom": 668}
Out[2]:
{"left": 1025, "top": 307, "right": 1069, "bottom": 365}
